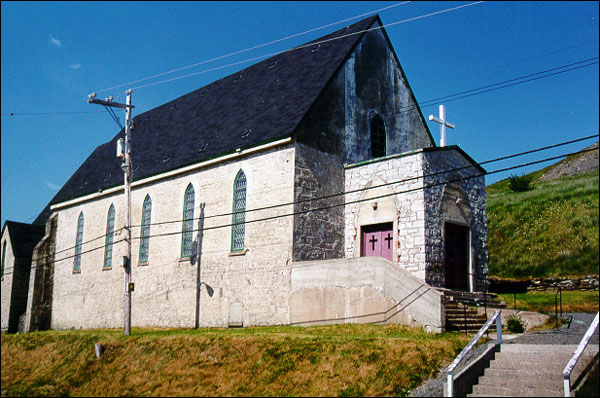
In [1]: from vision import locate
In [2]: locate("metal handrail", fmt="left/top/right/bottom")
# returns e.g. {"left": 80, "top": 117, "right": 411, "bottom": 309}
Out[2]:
{"left": 562, "top": 312, "right": 599, "bottom": 397}
{"left": 445, "top": 310, "right": 502, "bottom": 397}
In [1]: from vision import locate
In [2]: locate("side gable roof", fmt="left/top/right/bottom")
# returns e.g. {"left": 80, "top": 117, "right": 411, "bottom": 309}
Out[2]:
{"left": 41, "top": 16, "right": 379, "bottom": 216}
{"left": 2, "top": 221, "right": 45, "bottom": 259}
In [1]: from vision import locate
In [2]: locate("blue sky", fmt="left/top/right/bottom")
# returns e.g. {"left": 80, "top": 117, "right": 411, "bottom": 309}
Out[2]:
{"left": 1, "top": 1, "right": 598, "bottom": 227}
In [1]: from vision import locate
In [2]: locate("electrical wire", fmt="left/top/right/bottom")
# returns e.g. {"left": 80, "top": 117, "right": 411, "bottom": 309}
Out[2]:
{"left": 103, "top": 105, "right": 124, "bottom": 129}
{"left": 3, "top": 53, "right": 596, "bottom": 241}
{"left": 0, "top": 111, "right": 103, "bottom": 117}
{"left": 127, "top": 2, "right": 485, "bottom": 91}
{"left": 418, "top": 39, "right": 599, "bottom": 90}
{"left": 3, "top": 141, "right": 596, "bottom": 277}
{"left": 4, "top": 133, "right": 596, "bottom": 274}
{"left": 93, "top": 2, "right": 414, "bottom": 94}
{"left": 124, "top": 146, "right": 599, "bottom": 243}
{"left": 129, "top": 133, "right": 599, "bottom": 229}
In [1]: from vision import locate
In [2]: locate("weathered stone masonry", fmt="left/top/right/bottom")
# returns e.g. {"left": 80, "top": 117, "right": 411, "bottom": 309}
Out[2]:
{"left": 423, "top": 148, "right": 488, "bottom": 291}
{"left": 48, "top": 145, "right": 296, "bottom": 330}
{"left": 9, "top": 16, "right": 489, "bottom": 332}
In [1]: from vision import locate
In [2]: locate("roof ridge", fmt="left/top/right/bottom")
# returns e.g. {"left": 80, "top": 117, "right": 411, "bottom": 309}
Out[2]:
{"left": 38, "top": 14, "right": 383, "bottom": 214}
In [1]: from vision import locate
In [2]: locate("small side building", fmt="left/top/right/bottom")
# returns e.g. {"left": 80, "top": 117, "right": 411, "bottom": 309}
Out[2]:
{"left": 1, "top": 221, "right": 45, "bottom": 333}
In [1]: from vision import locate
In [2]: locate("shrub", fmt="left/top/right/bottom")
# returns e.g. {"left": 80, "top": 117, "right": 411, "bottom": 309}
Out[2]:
{"left": 508, "top": 174, "right": 533, "bottom": 192}
{"left": 506, "top": 313, "right": 528, "bottom": 333}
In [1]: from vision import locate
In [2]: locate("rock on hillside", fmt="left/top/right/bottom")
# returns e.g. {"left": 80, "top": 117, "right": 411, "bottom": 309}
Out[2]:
{"left": 539, "top": 141, "right": 599, "bottom": 181}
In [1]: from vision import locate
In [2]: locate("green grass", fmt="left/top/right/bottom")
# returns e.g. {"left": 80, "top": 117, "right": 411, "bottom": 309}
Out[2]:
{"left": 487, "top": 169, "right": 599, "bottom": 279}
{"left": 2, "top": 324, "right": 472, "bottom": 397}
{"left": 497, "top": 290, "right": 599, "bottom": 314}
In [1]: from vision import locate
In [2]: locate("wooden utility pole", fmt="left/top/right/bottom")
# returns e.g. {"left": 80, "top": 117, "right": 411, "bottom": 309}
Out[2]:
{"left": 88, "top": 90, "right": 135, "bottom": 336}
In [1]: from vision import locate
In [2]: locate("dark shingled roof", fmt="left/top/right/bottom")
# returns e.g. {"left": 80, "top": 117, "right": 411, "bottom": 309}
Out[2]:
{"left": 2, "top": 221, "right": 45, "bottom": 259}
{"left": 36, "top": 16, "right": 378, "bottom": 223}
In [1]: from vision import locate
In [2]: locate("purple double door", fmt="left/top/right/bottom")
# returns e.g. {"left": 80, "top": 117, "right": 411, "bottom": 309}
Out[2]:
{"left": 361, "top": 223, "right": 393, "bottom": 262}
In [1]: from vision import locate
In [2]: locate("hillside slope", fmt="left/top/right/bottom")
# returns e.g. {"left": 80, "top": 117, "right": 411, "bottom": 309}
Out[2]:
{"left": 1, "top": 325, "right": 469, "bottom": 397}
{"left": 487, "top": 143, "right": 599, "bottom": 279}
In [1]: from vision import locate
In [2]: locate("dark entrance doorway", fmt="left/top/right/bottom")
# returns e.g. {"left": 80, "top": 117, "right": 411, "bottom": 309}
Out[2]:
{"left": 444, "top": 222, "right": 470, "bottom": 291}
{"left": 361, "top": 223, "right": 393, "bottom": 262}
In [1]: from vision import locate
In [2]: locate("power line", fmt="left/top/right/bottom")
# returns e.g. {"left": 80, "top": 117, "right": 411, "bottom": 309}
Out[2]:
{"left": 5, "top": 53, "right": 596, "bottom": 122}
{"left": 8, "top": 133, "right": 595, "bottom": 269}
{"left": 124, "top": 146, "right": 599, "bottom": 243}
{"left": 418, "top": 38, "right": 599, "bottom": 90}
{"left": 5, "top": 140, "right": 595, "bottom": 276}
{"left": 129, "top": 133, "right": 599, "bottom": 229}
{"left": 369, "top": 58, "right": 600, "bottom": 122}
{"left": 414, "top": 59, "right": 599, "bottom": 110}
{"left": 0, "top": 111, "right": 103, "bottom": 117}
{"left": 103, "top": 106, "right": 124, "bottom": 130}
{"left": 94, "top": 1, "right": 414, "bottom": 94}
{"left": 128, "top": 56, "right": 598, "bottom": 134}
{"left": 2, "top": 56, "right": 595, "bottom": 231}
{"left": 127, "top": 2, "right": 485, "bottom": 91}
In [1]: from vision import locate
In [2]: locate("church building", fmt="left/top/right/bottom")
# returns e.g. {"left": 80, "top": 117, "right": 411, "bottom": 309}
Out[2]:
{"left": 2, "top": 15, "right": 488, "bottom": 333}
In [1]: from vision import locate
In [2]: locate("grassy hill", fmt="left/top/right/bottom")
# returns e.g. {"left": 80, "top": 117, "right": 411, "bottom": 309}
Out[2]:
{"left": 487, "top": 156, "right": 599, "bottom": 279}
{"left": 1, "top": 324, "right": 470, "bottom": 397}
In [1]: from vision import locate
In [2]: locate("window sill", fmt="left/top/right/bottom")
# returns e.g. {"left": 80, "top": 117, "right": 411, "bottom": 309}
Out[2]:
{"left": 102, "top": 267, "right": 112, "bottom": 271}
{"left": 229, "top": 248, "right": 248, "bottom": 257}
{"left": 178, "top": 256, "right": 193, "bottom": 263}
{"left": 73, "top": 270, "right": 81, "bottom": 274}
{"left": 138, "top": 262, "right": 149, "bottom": 267}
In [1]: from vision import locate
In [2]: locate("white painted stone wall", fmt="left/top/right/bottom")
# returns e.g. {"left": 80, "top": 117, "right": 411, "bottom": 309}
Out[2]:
{"left": 50, "top": 145, "right": 296, "bottom": 330}
{"left": 344, "top": 151, "right": 427, "bottom": 280}
{"left": 1, "top": 229, "right": 15, "bottom": 332}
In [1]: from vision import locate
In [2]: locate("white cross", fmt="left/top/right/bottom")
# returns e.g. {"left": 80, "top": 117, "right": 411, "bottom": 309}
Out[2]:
{"left": 428, "top": 104, "right": 455, "bottom": 147}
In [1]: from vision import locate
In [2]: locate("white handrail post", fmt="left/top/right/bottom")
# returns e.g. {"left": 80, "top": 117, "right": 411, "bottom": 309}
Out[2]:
{"left": 496, "top": 311, "right": 502, "bottom": 345}
{"left": 444, "top": 310, "right": 502, "bottom": 397}
{"left": 562, "top": 312, "right": 599, "bottom": 397}
{"left": 563, "top": 375, "right": 571, "bottom": 397}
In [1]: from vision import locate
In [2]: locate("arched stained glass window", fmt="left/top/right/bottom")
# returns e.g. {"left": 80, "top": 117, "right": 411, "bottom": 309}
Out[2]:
{"left": 103, "top": 204, "right": 115, "bottom": 269}
{"left": 181, "top": 184, "right": 195, "bottom": 258}
{"left": 370, "top": 114, "right": 386, "bottom": 158}
{"left": 231, "top": 170, "right": 247, "bottom": 252}
{"left": 139, "top": 195, "right": 152, "bottom": 263}
{"left": 74, "top": 212, "right": 84, "bottom": 272}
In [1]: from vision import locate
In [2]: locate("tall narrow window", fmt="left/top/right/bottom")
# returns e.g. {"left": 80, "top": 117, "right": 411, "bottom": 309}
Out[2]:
{"left": 1, "top": 241, "right": 6, "bottom": 278}
{"left": 231, "top": 170, "right": 247, "bottom": 252}
{"left": 139, "top": 195, "right": 152, "bottom": 263}
{"left": 181, "top": 184, "right": 195, "bottom": 258}
{"left": 370, "top": 114, "right": 386, "bottom": 158}
{"left": 103, "top": 204, "right": 115, "bottom": 269}
{"left": 74, "top": 212, "right": 84, "bottom": 272}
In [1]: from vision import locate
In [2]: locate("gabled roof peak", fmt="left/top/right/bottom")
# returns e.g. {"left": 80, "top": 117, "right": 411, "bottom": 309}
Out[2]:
{"left": 38, "top": 15, "right": 381, "bottom": 216}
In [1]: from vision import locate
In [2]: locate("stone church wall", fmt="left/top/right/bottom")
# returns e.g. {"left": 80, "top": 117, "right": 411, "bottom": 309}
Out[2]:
{"left": 344, "top": 152, "right": 427, "bottom": 279}
{"left": 292, "top": 143, "right": 345, "bottom": 261}
{"left": 1, "top": 230, "right": 16, "bottom": 332}
{"left": 49, "top": 145, "right": 296, "bottom": 330}
{"left": 292, "top": 59, "right": 346, "bottom": 262}
{"left": 24, "top": 215, "right": 57, "bottom": 332}
{"left": 292, "top": 22, "right": 436, "bottom": 264}
{"left": 422, "top": 148, "right": 488, "bottom": 291}
{"left": 1, "top": 229, "right": 39, "bottom": 333}
{"left": 343, "top": 21, "right": 434, "bottom": 165}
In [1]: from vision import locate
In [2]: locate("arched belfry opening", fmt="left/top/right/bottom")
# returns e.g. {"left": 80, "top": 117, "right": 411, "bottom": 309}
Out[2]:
{"left": 370, "top": 114, "right": 386, "bottom": 159}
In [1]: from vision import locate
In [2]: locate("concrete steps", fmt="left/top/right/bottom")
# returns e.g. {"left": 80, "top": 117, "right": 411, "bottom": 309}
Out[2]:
{"left": 466, "top": 344, "right": 599, "bottom": 397}
{"left": 442, "top": 289, "right": 506, "bottom": 332}
{"left": 444, "top": 302, "right": 488, "bottom": 332}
